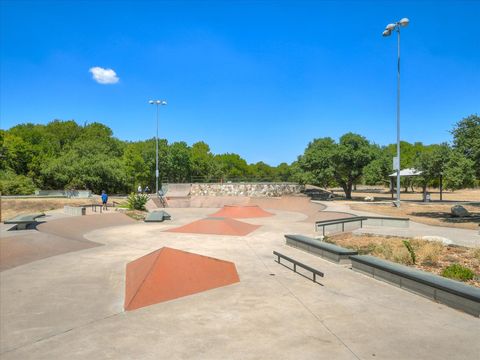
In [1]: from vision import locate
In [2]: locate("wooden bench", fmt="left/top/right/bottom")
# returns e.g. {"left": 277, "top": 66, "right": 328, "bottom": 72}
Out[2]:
{"left": 273, "top": 251, "right": 324, "bottom": 283}
{"left": 4, "top": 213, "right": 46, "bottom": 230}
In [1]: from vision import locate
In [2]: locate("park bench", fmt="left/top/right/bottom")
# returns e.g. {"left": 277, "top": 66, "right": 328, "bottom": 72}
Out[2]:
{"left": 4, "top": 213, "right": 45, "bottom": 230}
{"left": 273, "top": 251, "right": 324, "bottom": 283}
{"left": 144, "top": 210, "right": 171, "bottom": 222}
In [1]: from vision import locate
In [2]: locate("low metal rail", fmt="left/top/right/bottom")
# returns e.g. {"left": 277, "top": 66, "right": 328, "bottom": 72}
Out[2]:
{"left": 273, "top": 251, "right": 324, "bottom": 283}
{"left": 315, "top": 216, "right": 366, "bottom": 236}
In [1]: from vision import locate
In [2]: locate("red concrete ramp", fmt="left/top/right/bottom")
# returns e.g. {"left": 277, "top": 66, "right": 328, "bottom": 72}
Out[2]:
{"left": 210, "top": 205, "right": 273, "bottom": 218}
{"left": 125, "top": 247, "right": 239, "bottom": 311}
{"left": 165, "top": 217, "right": 260, "bottom": 236}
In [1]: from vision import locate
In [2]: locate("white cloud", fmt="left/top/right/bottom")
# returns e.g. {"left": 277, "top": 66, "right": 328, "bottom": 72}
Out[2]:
{"left": 89, "top": 66, "right": 119, "bottom": 84}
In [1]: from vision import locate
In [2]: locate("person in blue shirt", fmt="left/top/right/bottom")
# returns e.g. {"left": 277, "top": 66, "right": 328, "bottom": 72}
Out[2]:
{"left": 101, "top": 190, "right": 108, "bottom": 210}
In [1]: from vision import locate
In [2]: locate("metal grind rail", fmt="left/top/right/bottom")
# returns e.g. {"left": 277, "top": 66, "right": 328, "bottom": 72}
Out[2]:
{"left": 273, "top": 251, "right": 324, "bottom": 283}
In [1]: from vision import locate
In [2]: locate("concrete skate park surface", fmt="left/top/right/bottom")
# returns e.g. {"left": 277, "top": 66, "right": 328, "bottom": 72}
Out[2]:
{"left": 1, "top": 204, "right": 479, "bottom": 359}
{"left": 0, "top": 213, "right": 134, "bottom": 271}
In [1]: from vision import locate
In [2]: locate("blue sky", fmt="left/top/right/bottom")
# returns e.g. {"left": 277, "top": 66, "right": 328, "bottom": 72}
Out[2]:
{"left": 1, "top": 0, "right": 479, "bottom": 165}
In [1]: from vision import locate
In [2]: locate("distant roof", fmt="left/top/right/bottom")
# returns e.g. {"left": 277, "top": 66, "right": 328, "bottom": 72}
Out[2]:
{"left": 389, "top": 168, "right": 423, "bottom": 177}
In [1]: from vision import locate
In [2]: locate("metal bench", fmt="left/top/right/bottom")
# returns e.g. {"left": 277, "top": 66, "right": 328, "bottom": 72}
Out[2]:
{"left": 4, "top": 213, "right": 46, "bottom": 230}
{"left": 273, "top": 251, "right": 324, "bottom": 283}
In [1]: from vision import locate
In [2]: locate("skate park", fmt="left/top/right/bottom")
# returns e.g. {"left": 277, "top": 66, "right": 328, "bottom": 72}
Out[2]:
{"left": 1, "top": 189, "right": 479, "bottom": 360}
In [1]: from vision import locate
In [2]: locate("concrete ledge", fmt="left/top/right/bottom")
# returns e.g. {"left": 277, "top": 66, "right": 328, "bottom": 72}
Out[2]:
{"left": 350, "top": 255, "right": 480, "bottom": 317}
{"left": 64, "top": 206, "right": 86, "bottom": 216}
{"left": 145, "top": 210, "right": 171, "bottom": 222}
{"left": 4, "top": 213, "right": 45, "bottom": 230}
{"left": 285, "top": 234, "right": 357, "bottom": 264}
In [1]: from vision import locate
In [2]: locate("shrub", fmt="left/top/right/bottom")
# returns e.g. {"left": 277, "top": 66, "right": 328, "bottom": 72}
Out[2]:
{"left": 127, "top": 193, "right": 149, "bottom": 211}
{"left": 473, "top": 248, "right": 480, "bottom": 262}
{"left": 418, "top": 241, "right": 444, "bottom": 266}
{"left": 0, "top": 171, "right": 36, "bottom": 195}
{"left": 441, "top": 264, "right": 475, "bottom": 281}
{"left": 375, "top": 241, "right": 393, "bottom": 256}
{"left": 402, "top": 240, "right": 416, "bottom": 265}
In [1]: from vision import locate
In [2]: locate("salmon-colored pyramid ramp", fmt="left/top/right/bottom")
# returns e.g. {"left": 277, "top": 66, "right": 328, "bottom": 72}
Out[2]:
{"left": 210, "top": 205, "right": 274, "bottom": 218}
{"left": 165, "top": 217, "right": 260, "bottom": 236}
{"left": 125, "top": 247, "right": 239, "bottom": 311}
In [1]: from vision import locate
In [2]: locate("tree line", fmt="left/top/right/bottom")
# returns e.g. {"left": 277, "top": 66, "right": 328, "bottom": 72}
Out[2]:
{"left": 0, "top": 114, "right": 478, "bottom": 198}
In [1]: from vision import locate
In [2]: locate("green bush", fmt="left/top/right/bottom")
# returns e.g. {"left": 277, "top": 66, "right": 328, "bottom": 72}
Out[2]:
{"left": 402, "top": 240, "right": 416, "bottom": 265}
{"left": 441, "top": 264, "right": 475, "bottom": 281}
{"left": 127, "top": 193, "right": 149, "bottom": 211}
{"left": 0, "top": 171, "right": 36, "bottom": 195}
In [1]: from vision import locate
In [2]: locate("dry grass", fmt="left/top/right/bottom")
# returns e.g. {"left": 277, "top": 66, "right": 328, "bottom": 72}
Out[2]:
{"left": 329, "top": 186, "right": 480, "bottom": 202}
{"left": 349, "top": 202, "right": 480, "bottom": 230}
{"left": 327, "top": 233, "right": 480, "bottom": 288}
{"left": 0, "top": 197, "right": 126, "bottom": 221}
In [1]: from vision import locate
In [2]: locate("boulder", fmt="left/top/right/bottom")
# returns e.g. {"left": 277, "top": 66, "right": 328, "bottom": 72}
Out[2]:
{"left": 451, "top": 205, "right": 470, "bottom": 217}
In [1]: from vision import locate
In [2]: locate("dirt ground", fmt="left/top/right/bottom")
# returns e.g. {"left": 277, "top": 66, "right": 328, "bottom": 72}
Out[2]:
{"left": 350, "top": 202, "right": 480, "bottom": 230}
{"left": 0, "top": 197, "right": 126, "bottom": 221}
{"left": 329, "top": 186, "right": 480, "bottom": 202}
{"left": 327, "top": 233, "right": 480, "bottom": 288}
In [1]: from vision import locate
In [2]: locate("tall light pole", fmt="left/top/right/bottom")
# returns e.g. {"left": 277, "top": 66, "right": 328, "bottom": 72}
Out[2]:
{"left": 383, "top": 17, "right": 409, "bottom": 207}
{"left": 148, "top": 99, "right": 167, "bottom": 197}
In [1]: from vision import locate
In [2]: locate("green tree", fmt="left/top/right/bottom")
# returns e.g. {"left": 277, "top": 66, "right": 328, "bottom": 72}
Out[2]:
{"left": 166, "top": 142, "right": 191, "bottom": 183}
{"left": 190, "top": 141, "right": 218, "bottom": 182}
{"left": 215, "top": 153, "right": 250, "bottom": 181}
{"left": 451, "top": 114, "right": 480, "bottom": 178}
{"left": 298, "top": 133, "right": 374, "bottom": 199}
{"left": 275, "top": 162, "right": 293, "bottom": 182}
{"left": 414, "top": 143, "right": 451, "bottom": 196}
{"left": 443, "top": 151, "right": 476, "bottom": 190}
{"left": 363, "top": 146, "right": 391, "bottom": 185}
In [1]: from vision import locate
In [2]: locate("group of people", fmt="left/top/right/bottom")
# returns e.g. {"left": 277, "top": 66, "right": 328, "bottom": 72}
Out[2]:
{"left": 137, "top": 185, "right": 150, "bottom": 194}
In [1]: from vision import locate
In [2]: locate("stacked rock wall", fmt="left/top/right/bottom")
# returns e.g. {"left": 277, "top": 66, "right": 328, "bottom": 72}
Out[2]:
{"left": 189, "top": 183, "right": 304, "bottom": 197}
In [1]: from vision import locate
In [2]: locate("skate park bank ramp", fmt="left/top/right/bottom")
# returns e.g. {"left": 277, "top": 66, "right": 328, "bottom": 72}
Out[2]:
{"left": 1, "top": 213, "right": 135, "bottom": 271}
{"left": 125, "top": 247, "right": 239, "bottom": 311}
{"left": 210, "top": 205, "right": 273, "bottom": 218}
{"left": 165, "top": 217, "right": 261, "bottom": 236}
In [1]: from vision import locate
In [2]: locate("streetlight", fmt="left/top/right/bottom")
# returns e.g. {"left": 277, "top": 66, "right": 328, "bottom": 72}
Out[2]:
{"left": 148, "top": 99, "right": 167, "bottom": 197}
{"left": 383, "top": 17, "right": 409, "bottom": 207}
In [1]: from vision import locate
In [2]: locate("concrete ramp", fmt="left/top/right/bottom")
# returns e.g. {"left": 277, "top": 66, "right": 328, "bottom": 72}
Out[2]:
{"left": 210, "top": 205, "right": 273, "bottom": 218}
{"left": 125, "top": 247, "right": 239, "bottom": 311}
{"left": 165, "top": 217, "right": 260, "bottom": 236}
{"left": 164, "top": 183, "right": 191, "bottom": 198}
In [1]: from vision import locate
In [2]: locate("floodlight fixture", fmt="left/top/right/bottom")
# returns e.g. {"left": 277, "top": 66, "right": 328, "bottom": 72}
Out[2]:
{"left": 399, "top": 18, "right": 410, "bottom": 27}
{"left": 383, "top": 30, "right": 392, "bottom": 37}
{"left": 386, "top": 23, "right": 396, "bottom": 31}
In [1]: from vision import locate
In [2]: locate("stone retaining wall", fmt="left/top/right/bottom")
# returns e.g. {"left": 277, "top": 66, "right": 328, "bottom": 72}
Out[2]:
{"left": 189, "top": 183, "right": 304, "bottom": 197}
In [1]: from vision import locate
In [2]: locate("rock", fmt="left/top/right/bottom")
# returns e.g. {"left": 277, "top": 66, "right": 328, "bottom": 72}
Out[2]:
{"left": 416, "top": 235, "right": 453, "bottom": 245}
{"left": 364, "top": 196, "right": 375, "bottom": 202}
{"left": 451, "top": 205, "right": 470, "bottom": 217}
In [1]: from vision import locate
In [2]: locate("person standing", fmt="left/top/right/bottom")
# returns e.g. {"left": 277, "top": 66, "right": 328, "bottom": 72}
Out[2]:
{"left": 137, "top": 185, "right": 142, "bottom": 194}
{"left": 101, "top": 190, "right": 108, "bottom": 210}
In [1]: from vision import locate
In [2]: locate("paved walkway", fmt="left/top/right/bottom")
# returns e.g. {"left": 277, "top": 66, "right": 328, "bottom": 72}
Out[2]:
{"left": 316, "top": 201, "right": 480, "bottom": 248}
{"left": 1, "top": 207, "right": 479, "bottom": 359}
